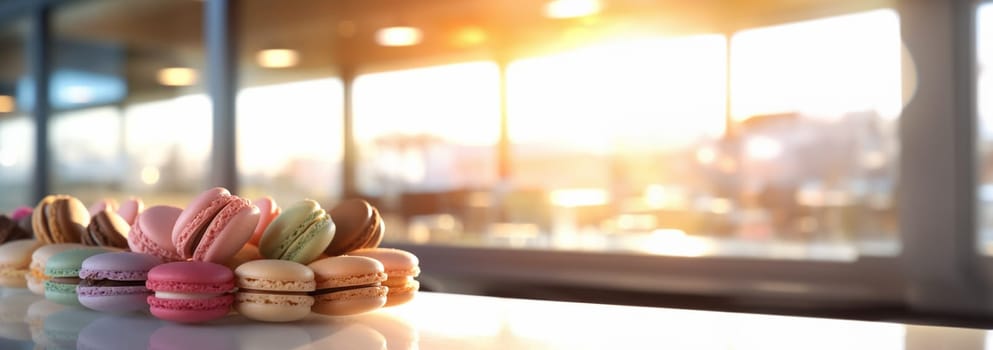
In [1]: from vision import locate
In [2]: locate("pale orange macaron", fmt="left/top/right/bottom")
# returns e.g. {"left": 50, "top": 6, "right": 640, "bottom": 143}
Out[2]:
{"left": 307, "top": 256, "right": 387, "bottom": 316}
{"left": 348, "top": 248, "right": 420, "bottom": 307}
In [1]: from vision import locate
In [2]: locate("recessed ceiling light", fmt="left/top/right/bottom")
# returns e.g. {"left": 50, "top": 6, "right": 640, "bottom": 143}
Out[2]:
{"left": 0, "top": 95, "right": 13, "bottom": 113}
{"left": 544, "top": 0, "right": 601, "bottom": 19}
{"left": 257, "top": 49, "right": 299, "bottom": 68}
{"left": 376, "top": 26, "right": 423, "bottom": 47}
{"left": 452, "top": 26, "right": 487, "bottom": 47}
{"left": 157, "top": 67, "right": 197, "bottom": 86}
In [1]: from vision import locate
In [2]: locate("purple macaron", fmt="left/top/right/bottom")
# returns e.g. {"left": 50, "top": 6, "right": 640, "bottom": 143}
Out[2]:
{"left": 78, "top": 252, "right": 163, "bottom": 313}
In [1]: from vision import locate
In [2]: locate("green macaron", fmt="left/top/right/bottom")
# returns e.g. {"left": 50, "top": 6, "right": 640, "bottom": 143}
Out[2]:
{"left": 259, "top": 200, "right": 335, "bottom": 264}
{"left": 44, "top": 247, "right": 113, "bottom": 306}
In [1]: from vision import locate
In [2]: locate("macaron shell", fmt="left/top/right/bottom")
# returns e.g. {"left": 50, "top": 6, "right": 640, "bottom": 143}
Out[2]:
{"left": 44, "top": 247, "right": 115, "bottom": 278}
{"left": 249, "top": 197, "right": 280, "bottom": 246}
{"left": 235, "top": 292, "right": 314, "bottom": 322}
{"left": 325, "top": 199, "right": 382, "bottom": 256}
{"left": 259, "top": 199, "right": 335, "bottom": 264}
{"left": 77, "top": 285, "right": 152, "bottom": 313}
{"left": 33, "top": 195, "right": 89, "bottom": 244}
{"left": 146, "top": 261, "right": 235, "bottom": 294}
{"left": 0, "top": 214, "right": 33, "bottom": 244}
{"left": 311, "top": 285, "right": 388, "bottom": 316}
{"left": 44, "top": 280, "right": 83, "bottom": 306}
{"left": 27, "top": 243, "right": 87, "bottom": 295}
{"left": 348, "top": 248, "right": 421, "bottom": 277}
{"left": 172, "top": 187, "right": 232, "bottom": 256}
{"left": 87, "top": 199, "right": 119, "bottom": 217}
{"left": 193, "top": 198, "right": 259, "bottom": 263}
{"left": 128, "top": 206, "right": 183, "bottom": 262}
{"left": 148, "top": 294, "right": 234, "bottom": 323}
{"left": 118, "top": 197, "right": 144, "bottom": 226}
{"left": 83, "top": 209, "right": 130, "bottom": 248}
{"left": 0, "top": 240, "right": 42, "bottom": 288}
{"left": 11, "top": 206, "right": 33, "bottom": 221}
{"left": 234, "top": 259, "right": 315, "bottom": 292}
{"left": 79, "top": 252, "right": 163, "bottom": 281}
{"left": 383, "top": 280, "right": 419, "bottom": 307}
{"left": 308, "top": 256, "right": 387, "bottom": 289}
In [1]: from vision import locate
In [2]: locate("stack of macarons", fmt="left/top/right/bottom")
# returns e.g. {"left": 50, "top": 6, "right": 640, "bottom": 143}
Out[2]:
{"left": 0, "top": 186, "right": 422, "bottom": 324}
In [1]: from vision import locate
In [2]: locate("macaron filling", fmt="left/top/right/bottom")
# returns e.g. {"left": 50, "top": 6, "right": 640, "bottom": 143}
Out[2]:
{"left": 79, "top": 279, "right": 146, "bottom": 287}
{"left": 179, "top": 196, "right": 234, "bottom": 257}
{"left": 154, "top": 291, "right": 230, "bottom": 300}
{"left": 311, "top": 281, "right": 383, "bottom": 296}
{"left": 49, "top": 277, "right": 80, "bottom": 285}
{"left": 238, "top": 288, "right": 310, "bottom": 296}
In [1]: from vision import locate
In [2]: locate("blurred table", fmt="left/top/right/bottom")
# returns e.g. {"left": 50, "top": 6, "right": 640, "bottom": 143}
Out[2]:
{"left": 0, "top": 288, "right": 987, "bottom": 349}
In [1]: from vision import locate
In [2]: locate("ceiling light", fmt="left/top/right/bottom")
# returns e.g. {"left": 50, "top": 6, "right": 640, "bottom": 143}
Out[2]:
{"left": 376, "top": 26, "right": 422, "bottom": 47}
{"left": 157, "top": 67, "right": 197, "bottom": 86}
{"left": 544, "top": 0, "right": 601, "bottom": 19}
{"left": 256, "top": 49, "right": 299, "bottom": 68}
{"left": 452, "top": 26, "right": 488, "bottom": 47}
{"left": 0, "top": 95, "right": 13, "bottom": 113}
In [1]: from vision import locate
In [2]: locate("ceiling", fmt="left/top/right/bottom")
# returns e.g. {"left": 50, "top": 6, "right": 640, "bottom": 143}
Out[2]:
{"left": 0, "top": 0, "right": 894, "bottom": 101}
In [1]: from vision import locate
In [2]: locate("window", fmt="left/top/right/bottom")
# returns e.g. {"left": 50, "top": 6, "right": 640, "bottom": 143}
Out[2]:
{"left": 49, "top": 0, "right": 208, "bottom": 207}
{"left": 977, "top": 2, "right": 993, "bottom": 254}
{"left": 0, "top": 18, "right": 32, "bottom": 212}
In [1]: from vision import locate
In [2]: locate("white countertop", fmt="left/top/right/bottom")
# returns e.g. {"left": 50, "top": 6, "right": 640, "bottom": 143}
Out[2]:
{"left": 0, "top": 288, "right": 987, "bottom": 349}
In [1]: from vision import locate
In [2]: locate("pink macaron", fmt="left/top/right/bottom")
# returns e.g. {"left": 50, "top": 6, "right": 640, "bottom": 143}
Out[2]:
{"left": 118, "top": 197, "right": 145, "bottom": 226}
{"left": 172, "top": 188, "right": 260, "bottom": 263}
{"left": 128, "top": 206, "right": 184, "bottom": 262}
{"left": 146, "top": 261, "right": 235, "bottom": 323}
{"left": 248, "top": 197, "right": 280, "bottom": 246}
{"left": 11, "top": 206, "right": 33, "bottom": 221}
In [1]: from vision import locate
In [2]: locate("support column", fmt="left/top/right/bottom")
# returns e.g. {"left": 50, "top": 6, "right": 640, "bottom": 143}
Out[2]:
{"left": 206, "top": 0, "right": 239, "bottom": 191}
{"left": 899, "top": 0, "right": 985, "bottom": 314}
{"left": 341, "top": 66, "right": 357, "bottom": 199}
{"left": 28, "top": 4, "right": 51, "bottom": 202}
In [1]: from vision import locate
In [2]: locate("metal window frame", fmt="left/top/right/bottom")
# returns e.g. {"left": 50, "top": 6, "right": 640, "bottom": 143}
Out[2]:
{"left": 1, "top": 0, "right": 988, "bottom": 317}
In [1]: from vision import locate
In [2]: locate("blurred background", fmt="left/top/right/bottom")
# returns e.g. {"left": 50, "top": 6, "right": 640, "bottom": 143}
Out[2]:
{"left": 0, "top": 0, "right": 990, "bottom": 325}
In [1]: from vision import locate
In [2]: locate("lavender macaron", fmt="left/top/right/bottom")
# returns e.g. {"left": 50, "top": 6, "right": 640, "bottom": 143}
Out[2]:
{"left": 77, "top": 252, "right": 163, "bottom": 313}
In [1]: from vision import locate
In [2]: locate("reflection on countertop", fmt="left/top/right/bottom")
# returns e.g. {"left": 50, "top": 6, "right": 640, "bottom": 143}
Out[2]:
{"left": 0, "top": 288, "right": 989, "bottom": 349}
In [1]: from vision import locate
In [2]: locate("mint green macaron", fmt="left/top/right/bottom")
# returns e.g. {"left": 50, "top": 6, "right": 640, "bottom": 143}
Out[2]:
{"left": 259, "top": 200, "right": 335, "bottom": 264}
{"left": 44, "top": 247, "right": 114, "bottom": 306}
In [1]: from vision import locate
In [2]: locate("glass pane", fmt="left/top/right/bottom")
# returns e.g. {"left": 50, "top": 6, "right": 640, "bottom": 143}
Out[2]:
{"left": 978, "top": 3, "right": 993, "bottom": 254}
{"left": 353, "top": 62, "right": 501, "bottom": 241}
{"left": 50, "top": 0, "right": 208, "bottom": 207}
{"left": 503, "top": 36, "right": 727, "bottom": 255}
{"left": 719, "top": 9, "right": 901, "bottom": 259}
{"left": 237, "top": 0, "right": 345, "bottom": 207}
{"left": 0, "top": 18, "right": 33, "bottom": 212}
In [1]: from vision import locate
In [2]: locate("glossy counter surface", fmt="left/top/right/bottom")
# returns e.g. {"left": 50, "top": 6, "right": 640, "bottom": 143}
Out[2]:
{"left": 0, "top": 288, "right": 987, "bottom": 349}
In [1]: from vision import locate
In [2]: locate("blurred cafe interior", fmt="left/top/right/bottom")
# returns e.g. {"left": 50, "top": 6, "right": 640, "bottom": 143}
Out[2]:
{"left": 1, "top": 0, "right": 992, "bottom": 328}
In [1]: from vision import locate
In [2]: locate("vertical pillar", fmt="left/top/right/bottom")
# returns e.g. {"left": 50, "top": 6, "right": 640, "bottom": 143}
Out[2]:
{"left": 206, "top": 0, "right": 238, "bottom": 191}
{"left": 29, "top": 4, "right": 51, "bottom": 202}
{"left": 341, "top": 65, "right": 357, "bottom": 199}
{"left": 899, "top": 0, "right": 986, "bottom": 313}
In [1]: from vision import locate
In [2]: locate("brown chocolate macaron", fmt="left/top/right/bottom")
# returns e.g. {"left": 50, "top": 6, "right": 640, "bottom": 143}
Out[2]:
{"left": 0, "top": 215, "right": 33, "bottom": 244}
{"left": 324, "top": 199, "right": 384, "bottom": 256}
{"left": 33, "top": 195, "right": 90, "bottom": 244}
{"left": 83, "top": 208, "right": 131, "bottom": 249}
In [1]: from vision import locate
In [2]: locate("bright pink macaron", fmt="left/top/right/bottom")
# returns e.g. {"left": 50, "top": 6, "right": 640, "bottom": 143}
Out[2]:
{"left": 172, "top": 188, "right": 260, "bottom": 263}
{"left": 11, "top": 206, "right": 33, "bottom": 221}
{"left": 128, "top": 206, "right": 184, "bottom": 262}
{"left": 146, "top": 261, "right": 235, "bottom": 323}
{"left": 78, "top": 252, "right": 163, "bottom": 313}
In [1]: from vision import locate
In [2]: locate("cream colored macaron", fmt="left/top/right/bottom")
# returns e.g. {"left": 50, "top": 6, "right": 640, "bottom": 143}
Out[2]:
{"left": 234, "top": 259, "right": 315, "bottom": 322}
